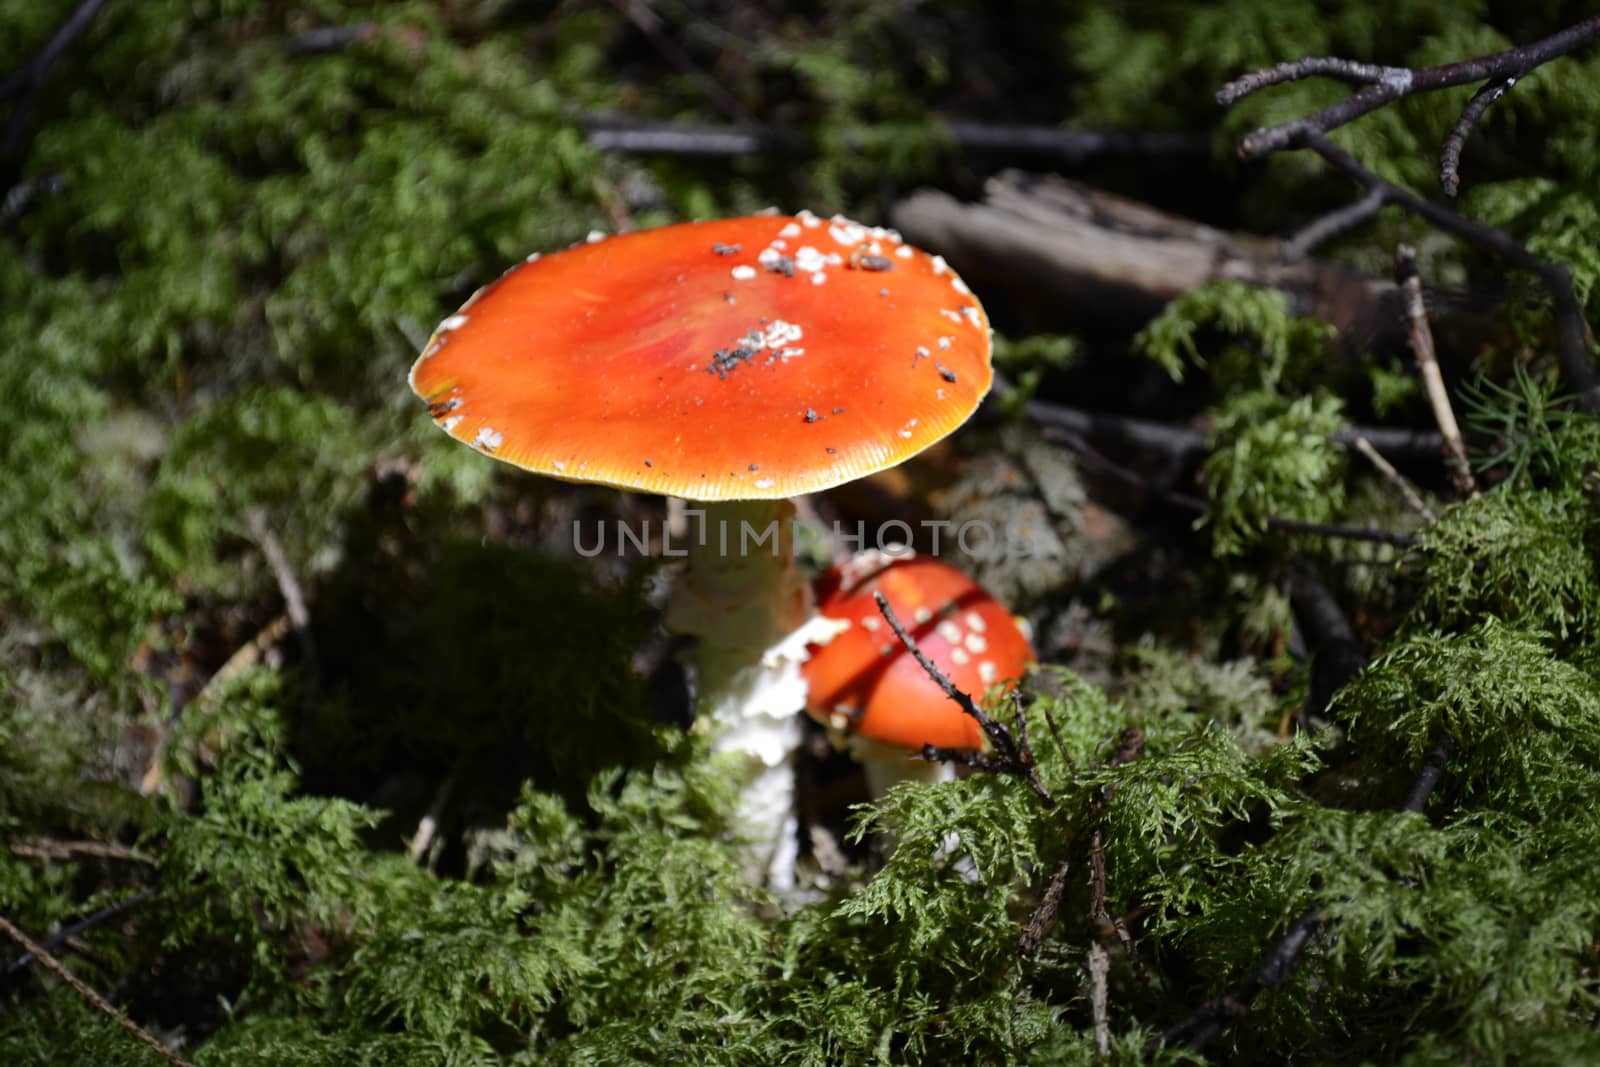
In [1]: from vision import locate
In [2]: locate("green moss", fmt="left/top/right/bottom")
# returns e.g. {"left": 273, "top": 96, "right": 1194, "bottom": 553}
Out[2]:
{"left": 5, "top": 2, "right": 1600, "bottom": 1064}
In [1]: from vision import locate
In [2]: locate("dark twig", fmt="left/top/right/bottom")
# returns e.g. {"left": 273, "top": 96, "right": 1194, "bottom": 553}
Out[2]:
{"left": 1018, "top": 728, "right": 1144, "bottom": 958}
{"left": 4, "top": 889, "right": 156, "bottom": 978}
{"left": 1016, "top": 858, "right": 1072, "bottom": 957}
{"left": 583, "top": 118, "right": 801, "bottom": 157}
{"left": 874, "top": 594, "right": 1053, "bottom": 806}
{"left": 1218, "top": 57, "right": 1412, "bottom": 101}
{"left": 1161, "top": 909, "right": 1327, "bottom": 1051}
{"left": 1282, "top": 186, "right": 1386, "bottom": 260}
{"left": 606, "top": 0, "right": 751, "bottom": 123}
{"left": 1018, "top": 393, "right": 1446, "bottom": 462}
{"left": 582, "top": 114, "right": 1212, "bottom": 162}
{"left": 0, "top": 0, "right": 112, "bottom": 102}
{"left": 1045, "top": 424, "right": 1415, "bottom": 548}
{"left": 1286, "top": 556, "right": 1366, "bottom": 735}
{"left": 1258, "top": 514, "right": 1414, "bottom": 548}
{"left": 1219, "top": 16, "right": 1600, "bottom": 169}
{"left": 1402, "top": 736, "right": 1457, "bottom": 814}
{"left": 1160, "top": 723, "right": 1458, "bottom": 1053}
{"left": 1, "top": 912, "right": 193, "bottom": 1067}
{"left": 1440, "top": 76, "right": 1517, "bottom": 197}
{"left": 943, "top": 122, "right": 1212, "bottom": 162}
{"left": 1395, "top": 245, "right": 1479, "bottom": 498}
{"left": 1038, "top": 701, "right": 1072, "bottom": 773}
{"left": 1296, "top": 132, "right": 1599, "bottom": 411}
{"left": 0, "top": 0, "right": 113, "bottom": 178}
{"left": 284, "top": 22, "right": 377, "bottom": 56}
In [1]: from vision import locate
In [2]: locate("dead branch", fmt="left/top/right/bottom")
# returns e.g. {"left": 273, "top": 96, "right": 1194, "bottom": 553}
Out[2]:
{"left": 1219, "top": 16, "right": 1600, "bottom": 192}
{"left": 605, "top": 0, "right": 751, "bottom": 123}
{"left": 1044, "top": 424, "right": 1414, "bottom": 548}
{"left": 9, "top": 839, "right": 154, "bottom": 865}
{"left": 284, "top": 23, "right": 377, "bottom": 56}
{"left": 4, "top": 889, "right": 156, "bottom": 979}
{"left": 1016, "top": 858, "right": 1072, "bottom": 958}
{"left": 1352, "top": 437, "right": 1436, "bottom": 523}
{"left": 1088, "top": 941, "right": 1112, "bottom": 1056}
{"left": 0, "top": 0, "right": 114, "bottom": 184}
{"left": 1402, "top": 736, "right": 1457, "bottom": 814}
{"left": 891, "top": 171, "right": 1492, "bottom": 358}
{"left": 1440, "top": 76, "right": 1516, "bottom": 197}
{"left": 1294, "top": 132, "right": 1599, "bottom": 411}
{"left": 245, "top": 509, "right": 317, "bottom": 679}
{"left": 583, "top": 115, "right": 1211, "bottom": 162}
{"left": 1160, "top": 729, "right": 1457, "bottom": 1054}
{"left": 1015, "top": 391, "right": 1446, "bottom": 462}
{"left": 1, "top": 912, "right": 194, "bottom": 1067}
{"left": 1395, "top": 245, "right": 1479, "bottom": 497}
{"left": 0, "top": 0, "right": 112, "bottom": 103}
{"left": 874, "top": 595, "right": 1053, "bottom": 807}
{"left": 1018, "top": 728, "right": 1145, "bottom": 958}
{"left": 1283, "top": 186, "right": 1385, "bottom": 260}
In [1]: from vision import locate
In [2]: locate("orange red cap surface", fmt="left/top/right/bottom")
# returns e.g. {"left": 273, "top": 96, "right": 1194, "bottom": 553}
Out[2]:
{"left": 408, "top": 214, "right": 992, "bottom": 501}
{"left": 803, "top": 553, "right": 1035, "bottom": 751}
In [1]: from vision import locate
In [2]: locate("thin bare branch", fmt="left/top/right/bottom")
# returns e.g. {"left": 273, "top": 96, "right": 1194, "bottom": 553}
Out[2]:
{"left": 245, "top": 509, "right": 318, "bottom": 680}
{"left": 1, "top": 912, "right": 194, "bottom": 1067}
{"left": 410, "top": 769, "right": 458, "bottom": 869}
{"left": 1395, "top": 245, "right": 1480, "bottom": 498}
{"left": 1352, "top": 436, "right": 1437, "bottom": 523}
{"left": 1018, "top": 729, "right": 1144, "bottom": 958}
{"left": 606, "top": 0, "right": 751, "bottom": 123}
{"left": 284, "top": 22, "right": 377, "bottom": 57}
{"left": 874, "top": 594, "right": 1053, "bottom": 806}
{"left": 0, "top": 0, "right": 114, "bottom": 179}
{"left": 10, "top": 839, "right": 154, "bottom": 865}
{"left": 1161, "top": 723, "right": 1457, "bottom": 1053}
{"left": 0, "top": 0, "right": 113, "bottom": 102}
{"left": 1162, "top": 910, "right": 1326, "bottom": 1050}
{"left": 1217, "top": 56, "right": 1410, "bottom": 102}
{"left": 246, "top": 510, "right": 309, "bottom": 632}
{"left": 1283, "top": 186, "right": 1386, "bottom": 260}
{"left": 1017, "top": 392, "right": 1445, "bottom": 461}
{"left": 1016, "top": 858, "right": 1072, "bottom": 958}
{"left": 1088, "top": 942, "right": 1112, "bottom": 1056}
{"left": 1440, "top": 75, "right": 1517, "bottom": 197}
{"left": 583, "top": 114, "right": 1211, "bottom": 161}
{"left": 5, "top": 889, "right": 156, "bottom": 978}
{"left": 1402, "top": 736, "right": 1457, "bottom": 813}
{"left": 1220, "top": 17, "right": 1600, "bottom": 162}
{"left": 1298, "top": 132, "right": 1599, "bottom": 411}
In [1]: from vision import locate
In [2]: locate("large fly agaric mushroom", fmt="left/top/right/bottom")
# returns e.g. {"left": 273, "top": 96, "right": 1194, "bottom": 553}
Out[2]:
{"left": 408, "top": 211, "right": 992, "bottom": 887}
{"left": 803, "top": 551, "right": 1035, "bottom": 798}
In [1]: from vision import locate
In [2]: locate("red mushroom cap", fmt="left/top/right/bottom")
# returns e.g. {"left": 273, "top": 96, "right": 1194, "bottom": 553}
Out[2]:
{"left": 802, "top": 553, "right": 1035, "bottom": 751}
{"left": 408, "top": 214, "right": 991, "bottom": 500}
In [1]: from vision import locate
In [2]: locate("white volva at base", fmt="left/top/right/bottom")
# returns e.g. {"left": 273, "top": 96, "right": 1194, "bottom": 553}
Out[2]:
{"left": 665, "top": 499, "right": 846, "bottom": 893}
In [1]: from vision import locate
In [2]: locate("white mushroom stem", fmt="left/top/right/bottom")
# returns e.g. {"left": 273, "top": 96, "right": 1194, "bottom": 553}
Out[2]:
{"left": 850, "top": 737, "right": 959, "bottom": 799}
{"left": 848, "top": 736, "right": 969, "bottom": 879}
{"left": 665, "top": 498, "right": 843, "bottom": 891}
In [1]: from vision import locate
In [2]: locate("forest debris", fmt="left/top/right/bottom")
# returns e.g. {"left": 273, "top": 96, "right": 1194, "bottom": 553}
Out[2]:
{"left": 890, "top": 171, "right": 1492, "bottom": 357}
{"left": 0, "top": 913, "right": 195, "bottom": 1067}
{"left": 1395, "top": 245, "right": 1478, "bottom": 498}
{"left": 1216, "top": 16, "right": 1600, "bottom": 192}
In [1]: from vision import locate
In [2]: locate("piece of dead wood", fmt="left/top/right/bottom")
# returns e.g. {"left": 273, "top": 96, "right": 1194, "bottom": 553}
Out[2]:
{"left": 890, "top": 170, "right": 1493, "bottom": 357}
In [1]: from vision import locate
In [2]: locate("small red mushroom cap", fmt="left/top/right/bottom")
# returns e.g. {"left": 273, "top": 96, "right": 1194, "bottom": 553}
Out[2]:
{"left": 802, "top": 552, "right": 1035, "bottom": 752}
{"left": 408, "top": 213, "right": 991, "bottom": 500}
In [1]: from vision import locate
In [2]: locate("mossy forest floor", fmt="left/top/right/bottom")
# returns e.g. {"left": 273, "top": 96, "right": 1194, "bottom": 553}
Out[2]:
{"left": 3, "top": 3, "right": 1600, "bottom": 1064}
